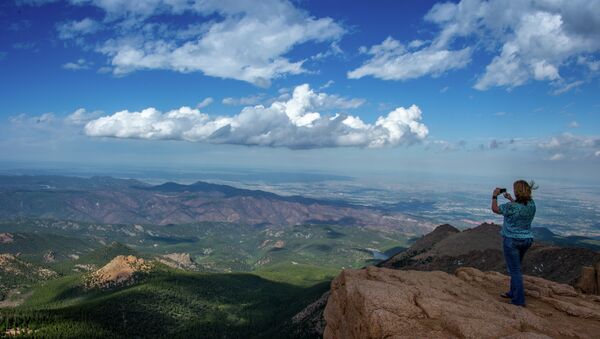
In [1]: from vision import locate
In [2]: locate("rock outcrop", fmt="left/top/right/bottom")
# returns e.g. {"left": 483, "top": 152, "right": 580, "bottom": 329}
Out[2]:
{"left": 290, "top": 291, "right": 330, "bottom": 338}
{"left": 157, "top": 252, "right": 197, "bottom": 271}
{"left": 0, "top": 233, "right": 14, "bottom": 244}
{"left": 259, "top": 239, "right": 286, "bottom": 250}
{"left": 324, "top": 266, "right": 600, "bottom": 339}
{"left": 85, "top": 255, "right": 152, "bottom": 289}
{"left": 43, "top": 250, "right": 56, "bottom": 263}
{"left": 1, "top": 253, "right": 58, "bottom": 302}
{"left": 577, "top": 262, "right": 600, "bottom": 295}
{"left": 0, "top": 253, "right": 57, "bottom": 279}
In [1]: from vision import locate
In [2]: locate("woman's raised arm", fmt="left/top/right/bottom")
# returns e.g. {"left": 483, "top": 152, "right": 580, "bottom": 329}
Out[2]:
{"left": 492, "top": 187, "right": 502, "bottom": 214}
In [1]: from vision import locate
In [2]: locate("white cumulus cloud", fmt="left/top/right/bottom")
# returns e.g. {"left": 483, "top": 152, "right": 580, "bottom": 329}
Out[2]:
{"left": 57, "top": 18, "right": 101, "bottom": 40}
{"left": 196, "top": 97, "right": 214, "bottom": 109}
{"left": 62, "top": 58, "right": 93, "bottom": 70}
{"left": 64, "top": 108, "right": 103, "bottom": 125}
{"left": 48, "top": 0, "right": 344, "bottom": 86}
{"left": 350, "top": 0, "right": 600, "bottom": 91}
{"left": 348, "top": 37, "right": 471, "bottom": 81}
{"left": 84, "top": 84, "right": 428, "bottom": 149}
{"left": 222, "top": 95, "right": 265, "bottom": 106}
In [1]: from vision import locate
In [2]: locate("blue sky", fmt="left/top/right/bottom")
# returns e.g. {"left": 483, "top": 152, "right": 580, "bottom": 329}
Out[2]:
{"left": 1, "top": 0, "right": 599, "bottom": 182}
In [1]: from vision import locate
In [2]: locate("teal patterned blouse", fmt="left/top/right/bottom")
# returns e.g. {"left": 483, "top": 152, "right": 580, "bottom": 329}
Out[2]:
{"left": 499, "top": 200, "right": 536, "bottom": 239}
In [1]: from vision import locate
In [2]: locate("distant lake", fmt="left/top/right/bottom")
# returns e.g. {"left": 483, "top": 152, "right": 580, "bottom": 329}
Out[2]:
{"left": 368, "top": 248, "right": 389, "bottom": 260}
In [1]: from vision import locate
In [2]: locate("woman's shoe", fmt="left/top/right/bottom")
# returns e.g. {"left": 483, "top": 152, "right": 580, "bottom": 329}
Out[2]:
{"left": 500, "top": 292, "right": 512, "bottom": 299}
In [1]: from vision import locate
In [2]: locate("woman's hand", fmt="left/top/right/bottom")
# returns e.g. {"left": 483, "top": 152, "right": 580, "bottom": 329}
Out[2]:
{"left": 503, "top": 192, "right": 514, "bottom": 202}
{"left": 493, "top": 187, "right": 502, "bottom": 197}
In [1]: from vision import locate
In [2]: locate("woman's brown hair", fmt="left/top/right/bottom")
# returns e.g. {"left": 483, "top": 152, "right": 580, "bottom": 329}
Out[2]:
{"left": 514, "top": 180, "right": 537, "bottom": 204}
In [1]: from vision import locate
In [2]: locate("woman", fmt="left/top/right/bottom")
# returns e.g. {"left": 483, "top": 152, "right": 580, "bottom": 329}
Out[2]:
{"left": 491, "top": 180, "right": 537, "bottom": 307}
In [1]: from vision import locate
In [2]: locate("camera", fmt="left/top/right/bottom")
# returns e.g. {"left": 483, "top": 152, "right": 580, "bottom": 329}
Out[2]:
{"left": 499, "top": 188, "right": 507, "bottom": 194}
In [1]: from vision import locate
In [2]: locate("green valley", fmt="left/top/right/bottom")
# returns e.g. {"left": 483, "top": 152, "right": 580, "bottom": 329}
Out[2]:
{"left": 0, "top": 218, "right": 411, "bottom": 337}
{"left": 2, "top": 267, "right": 330, "bottom": 338}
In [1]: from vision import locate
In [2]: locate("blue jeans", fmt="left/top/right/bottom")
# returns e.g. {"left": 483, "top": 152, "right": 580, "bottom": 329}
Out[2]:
{"left": 503, "top": 236, "right": 533, "bottom": 306}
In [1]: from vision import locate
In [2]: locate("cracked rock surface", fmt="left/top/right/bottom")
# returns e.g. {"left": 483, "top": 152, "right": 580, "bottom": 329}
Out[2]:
{"left": 324, "top": 266, "right": 600, "bottom": 339}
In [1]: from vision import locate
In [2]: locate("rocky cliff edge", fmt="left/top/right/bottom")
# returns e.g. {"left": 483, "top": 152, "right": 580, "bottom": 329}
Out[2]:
{"left": 324, "top": 266, "right": 600, "bottom": 339}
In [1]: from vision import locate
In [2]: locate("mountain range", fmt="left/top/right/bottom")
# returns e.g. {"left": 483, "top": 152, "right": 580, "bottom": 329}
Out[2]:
{"left": 0, "top": 175, "right": 430, "bottom": 234}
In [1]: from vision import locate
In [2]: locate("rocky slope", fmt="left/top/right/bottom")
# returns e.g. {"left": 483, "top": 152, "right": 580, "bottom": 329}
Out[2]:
{"left": 0, "top": 253, "right": 57, "bottom": 300}
{"left": 578, "top": 262, "right": 600, "bottom": 294}
{"left": 0, "top": 233, "right": 14, "bottom": 243}
{"left": 85, "top": 255, "right": 152, "bottom": 289}
{"left": 156, "top": 252, "right": 198, "bottom": 271}
{"left": 0, "top": 253, "right": 57, "bottom": 280}
{"left": 380, "top": 223, "right": 600, "bottom": 286}
{"left": 324, "top": 266, "right": 600, "bottom": 339}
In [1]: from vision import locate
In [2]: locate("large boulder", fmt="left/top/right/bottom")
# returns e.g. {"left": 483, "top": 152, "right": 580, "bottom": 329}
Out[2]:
{"left": 577, "top": 262, "right": 600, "bottom": 295}
{"left": 597, "top": 261, "right": 600, "bottom": 294}
{"left": 324, "top": 266, "right": 600, "bottom": 339}
{"left": 578, "top": 266, "right": 597, "bottom": 294}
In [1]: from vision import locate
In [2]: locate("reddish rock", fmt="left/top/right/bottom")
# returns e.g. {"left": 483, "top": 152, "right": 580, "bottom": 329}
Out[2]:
{"left": 596, "top": 261, "right": 600, "bottom": 295}
{"left": 157, "top": 252, "right": 197, "bottom": 271}
{"left": 578, "top": 266, "right": 598, "bottom": 294}
{"left": 324, "top": 266, "right": 600, "bottom": 339}
{"left": 43, "top": 250, "right": 56, "bottom": 263}
{"left": 86, "top": 255, "right": 152, "bottom": 289}
{"left": 0, "top": 233, "right": 13, "bottom": 244}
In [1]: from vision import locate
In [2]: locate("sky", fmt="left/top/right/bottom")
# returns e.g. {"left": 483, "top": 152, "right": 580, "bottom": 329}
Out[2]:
{"left": 0, "top": 0, "right": 599, "bottom": 182}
